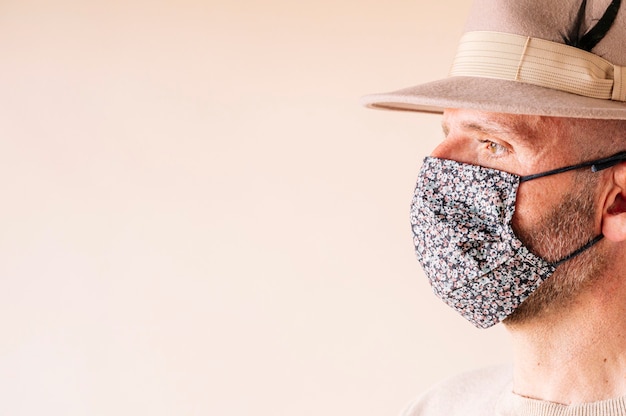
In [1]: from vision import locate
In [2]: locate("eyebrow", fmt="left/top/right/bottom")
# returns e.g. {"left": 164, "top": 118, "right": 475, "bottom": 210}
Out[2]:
{"left": 442, "top": 117, "right": 540, "bottom": 146}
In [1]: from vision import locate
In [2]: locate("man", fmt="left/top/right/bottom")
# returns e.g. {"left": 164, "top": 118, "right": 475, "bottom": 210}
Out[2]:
{"left": 363, "top": 0, "right": 626, "bottom": 414}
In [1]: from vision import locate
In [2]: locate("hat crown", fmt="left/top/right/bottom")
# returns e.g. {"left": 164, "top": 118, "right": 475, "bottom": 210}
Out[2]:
{"left": 361, "top": 0, "right": 626, "bottom": 119}
{"left": 465, "top": 0, "right": 625, "bottom": 65}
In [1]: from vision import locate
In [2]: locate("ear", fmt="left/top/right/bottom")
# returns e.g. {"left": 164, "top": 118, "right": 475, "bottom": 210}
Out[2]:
{"left": 602, "top": 162, "right": 626, "bottom": 242}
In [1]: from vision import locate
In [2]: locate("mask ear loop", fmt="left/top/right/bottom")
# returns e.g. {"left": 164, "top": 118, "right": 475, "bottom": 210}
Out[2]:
{"left": 551, "top": 234, "right": 604, "bottom": 266}
{"left": 520, "top": 151, "right": 626, "bottom": 182}
{"left": 519, "top": 151, "right": 626, "bottom": 265}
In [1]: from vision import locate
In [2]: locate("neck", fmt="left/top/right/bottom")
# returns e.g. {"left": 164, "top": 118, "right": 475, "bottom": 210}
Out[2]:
{"left": 506, "top": 273, "right": 626, "bottom": 405}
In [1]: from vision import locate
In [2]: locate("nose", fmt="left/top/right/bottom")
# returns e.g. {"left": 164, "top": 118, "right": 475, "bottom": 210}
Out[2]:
{"left": 430, "top": 139, "right": 455, "bottom": 159}
{"left": 429, "top": 136, "right": 475, "bottom": 165}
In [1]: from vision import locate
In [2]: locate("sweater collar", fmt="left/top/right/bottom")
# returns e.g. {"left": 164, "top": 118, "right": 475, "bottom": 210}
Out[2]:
{"left": 497, "top": 389, "right": 626, "bottom": 416}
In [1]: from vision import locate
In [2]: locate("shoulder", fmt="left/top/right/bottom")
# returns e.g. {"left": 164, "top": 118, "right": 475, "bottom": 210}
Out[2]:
{"left": 400, "top": 364, "right": 513, "bottom": 416}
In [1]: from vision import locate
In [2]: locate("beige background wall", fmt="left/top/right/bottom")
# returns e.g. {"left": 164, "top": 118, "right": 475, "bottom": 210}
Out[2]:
{"left": 0, "top": 1, "right": 510, "bottom": 415}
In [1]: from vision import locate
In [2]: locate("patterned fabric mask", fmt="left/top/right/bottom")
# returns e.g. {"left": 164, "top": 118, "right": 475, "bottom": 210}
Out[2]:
{"left": 410, "top": 153, "right": 626, "bottom": 328}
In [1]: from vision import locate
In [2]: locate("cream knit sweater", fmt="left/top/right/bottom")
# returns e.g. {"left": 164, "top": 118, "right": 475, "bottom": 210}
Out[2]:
{"left": 401, "top": 365, "right": 626, "bottom": 416}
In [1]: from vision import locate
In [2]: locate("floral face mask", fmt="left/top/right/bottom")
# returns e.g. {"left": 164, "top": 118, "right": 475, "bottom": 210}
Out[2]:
{"left": 410, "top": 152, "right": 626, "bottom": 328}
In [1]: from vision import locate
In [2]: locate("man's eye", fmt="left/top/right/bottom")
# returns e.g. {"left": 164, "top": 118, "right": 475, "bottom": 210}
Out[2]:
{"left": 480, "top": 140, "right": 507, "bottom": 156}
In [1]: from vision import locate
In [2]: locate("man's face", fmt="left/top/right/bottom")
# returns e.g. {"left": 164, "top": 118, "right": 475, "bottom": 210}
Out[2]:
{"left": 432, "top": 108, "right": 608, "bottom": 324}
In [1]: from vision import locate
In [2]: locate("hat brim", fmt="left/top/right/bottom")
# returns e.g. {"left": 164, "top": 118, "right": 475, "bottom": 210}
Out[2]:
{"left": 361, "top": 77, "right": 626, "bottom": 120}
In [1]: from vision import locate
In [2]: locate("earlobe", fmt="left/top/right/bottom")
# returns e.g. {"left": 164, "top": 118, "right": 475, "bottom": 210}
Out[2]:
{"left": 602, "top": 165, "right": 626, "bottom": 242}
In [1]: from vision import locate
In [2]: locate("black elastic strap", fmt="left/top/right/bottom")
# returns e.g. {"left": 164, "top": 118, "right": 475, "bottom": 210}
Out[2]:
{"left": 552, "top": 234, "right": 604, "bottom": 267}
{"left": 520, "top": 151, "right": 626, "bottom": 182}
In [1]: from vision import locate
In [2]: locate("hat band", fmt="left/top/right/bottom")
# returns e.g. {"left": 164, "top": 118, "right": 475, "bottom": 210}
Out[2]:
{"left": 449, "top": 31, "right": 626, "bottom": 102}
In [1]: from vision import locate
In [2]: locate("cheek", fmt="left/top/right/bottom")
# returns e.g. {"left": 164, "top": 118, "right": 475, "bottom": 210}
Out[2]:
{"left": 512, "top": 178, "right": 565, "bottom": 230}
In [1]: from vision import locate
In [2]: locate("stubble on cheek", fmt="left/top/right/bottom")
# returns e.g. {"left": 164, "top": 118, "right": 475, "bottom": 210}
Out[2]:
{"left": 504, "top": 175, "right": 606, "bottom": 325}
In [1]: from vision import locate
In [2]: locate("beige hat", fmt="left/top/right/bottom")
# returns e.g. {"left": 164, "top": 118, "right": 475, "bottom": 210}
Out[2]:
{"left": 362, "top": 0, "right": 626, "bottom": 119}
